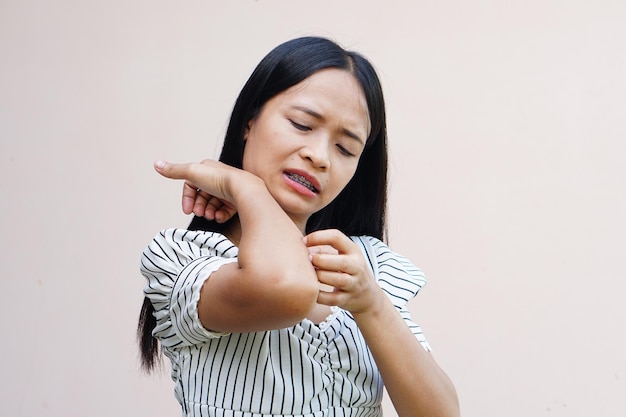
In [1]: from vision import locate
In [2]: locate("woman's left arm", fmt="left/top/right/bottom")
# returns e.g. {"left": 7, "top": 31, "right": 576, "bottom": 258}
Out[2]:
{"left": 304, "top": 229, "right": 460, "bottom": 417}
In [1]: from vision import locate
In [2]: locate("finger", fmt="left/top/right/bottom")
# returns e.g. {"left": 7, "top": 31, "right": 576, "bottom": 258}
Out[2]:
{"left": 215, "top": 204, "right": 238, "bottom": 223}
{"left": 155, "top": 160, "right": 192, "bottom": 180}
{"left": 315, "top": 269, "right": 352, "bottom": 290}
{"left": 310, "top": 252, "right": 355, "bottom": 275}
{"left": 307, "top": 244, "right": 339, "bottom": 256}
{"left": 317, "top": 287, "right": 348, "bottom": 307}
{"left": 304, "top": 229, "right": 354, "bottom": 254}
{"left": 182, "top": 182, "right": 199, "bottom": 214}
{"left": 190, "top": 188, "right": 214, "bottom": 218}
{"left": 199, "top": 196, "right": 221, "bottom": 219}
{"left": 316, "top": 276, "right": 342, "bottom": 305}
{"left": 191, "top": 192, "right": 210, "bottom": 217}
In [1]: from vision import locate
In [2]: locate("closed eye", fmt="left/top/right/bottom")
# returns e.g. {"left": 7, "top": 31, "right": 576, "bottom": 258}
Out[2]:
{"left": 289, "top": 120, "right": 311, "bottom": 131}
{"left": 337, "top": 144, "right": 356, "bottom": 157}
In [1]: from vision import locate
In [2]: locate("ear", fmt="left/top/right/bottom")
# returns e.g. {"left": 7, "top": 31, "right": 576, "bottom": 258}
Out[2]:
{"left": 243, "top": 119, "right": 254, "bottom": 141}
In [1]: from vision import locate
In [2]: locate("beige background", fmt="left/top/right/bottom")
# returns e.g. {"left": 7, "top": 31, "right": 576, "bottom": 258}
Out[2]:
{"left": 1, "top": 1, "right": 625, "bottom": 416}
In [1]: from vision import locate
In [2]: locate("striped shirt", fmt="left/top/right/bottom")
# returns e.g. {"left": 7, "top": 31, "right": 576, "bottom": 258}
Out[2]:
{"left": 141, "top": 228, "right": 430, "bottom": 417}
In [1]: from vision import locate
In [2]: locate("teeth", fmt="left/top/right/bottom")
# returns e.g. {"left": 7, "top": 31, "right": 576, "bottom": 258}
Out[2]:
{"left": 288, "top": 173, "right": 317, "bottom": 192}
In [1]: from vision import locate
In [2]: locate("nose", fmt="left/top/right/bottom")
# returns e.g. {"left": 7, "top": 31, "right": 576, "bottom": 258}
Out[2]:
{"left": 300, "top": 137, "right": 330, "bottom": 170}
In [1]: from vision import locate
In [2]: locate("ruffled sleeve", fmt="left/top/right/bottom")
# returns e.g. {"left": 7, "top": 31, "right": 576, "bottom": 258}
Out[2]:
{"left": 140, "top": 228, "right": 239, "bottom": 348}
{"left": 351, "top": 236, "right": 432, "bottom": 351}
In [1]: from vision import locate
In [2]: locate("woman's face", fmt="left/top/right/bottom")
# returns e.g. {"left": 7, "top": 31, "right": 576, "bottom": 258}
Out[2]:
{"left": 242, "top": 68, "right": 370, "bottom": 231}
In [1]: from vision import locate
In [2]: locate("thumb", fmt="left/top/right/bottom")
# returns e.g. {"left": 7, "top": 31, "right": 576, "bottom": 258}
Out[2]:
{"left": 154, "top": 160, "right": 190, "bottom": 180}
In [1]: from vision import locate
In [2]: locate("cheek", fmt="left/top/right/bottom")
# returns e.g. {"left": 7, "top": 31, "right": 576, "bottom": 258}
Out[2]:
{"left": 241, "top": 144, "right": 263, "bottom": 175}
{"left": 242, "top": 140, "right": 279, "bottom": 180}
{"left": 241, "top": 147, "right": 253, "bottom": 172}
{"left": 330, "top": 165, "right": 358, "bottom": 192}
{"left": 241, "top": 130, "right": 265, "bottom": 168}
{"left": 342, "top": 161, "right": 360, "bottom": 182}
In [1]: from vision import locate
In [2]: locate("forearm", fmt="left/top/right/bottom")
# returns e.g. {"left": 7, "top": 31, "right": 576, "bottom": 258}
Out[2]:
{"left": 353, "top": 294, "right": 460, "bottom": 417}
{"left": 189, "top": 170, "right": 318, "bottom": 331}
{"left": 156, "top": 160, "right": 319, "bottom": 330}
{"left": 232, "top": 173, "right": 319, "bottom": 298}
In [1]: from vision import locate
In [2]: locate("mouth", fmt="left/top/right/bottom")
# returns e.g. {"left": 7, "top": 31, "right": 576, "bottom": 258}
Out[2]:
{"left": 284, "top": 171, "right": 319, "bottom": 194}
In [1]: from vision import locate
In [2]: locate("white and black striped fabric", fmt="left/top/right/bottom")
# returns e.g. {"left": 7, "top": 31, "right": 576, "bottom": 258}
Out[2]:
{"left": 141, "top": 228, "right": 430, "bottom": 417}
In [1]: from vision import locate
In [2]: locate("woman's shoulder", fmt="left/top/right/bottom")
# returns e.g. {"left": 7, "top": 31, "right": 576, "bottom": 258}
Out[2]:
{"left": 151, "top": 227, "right": 225, "bottom": 242}
{"left": 140, "top": 228, "right": 237, "bottom": 345}
{"left": 350, "top": 235, "right": 427, "bottom": 302}
{"left": 349, "top": 235, "right": 416, "bottom": 265}
{"left": 141, "top": 228, "right": 239, "bottom": 273}
{"left": 148, "top": 228, "right": 238, "bottom": 256}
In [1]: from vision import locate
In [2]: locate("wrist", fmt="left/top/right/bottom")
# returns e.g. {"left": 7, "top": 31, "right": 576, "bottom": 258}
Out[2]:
{"left": 228, "top": 171, "right": 267, "bottom": 204}
{"left": 351, "top": 287, "right": 389, "bottom": 320}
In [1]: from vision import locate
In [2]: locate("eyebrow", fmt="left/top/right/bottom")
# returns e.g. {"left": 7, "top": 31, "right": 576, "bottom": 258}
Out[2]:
{"left": 292, "top": 106, "right": 365, "bottom": 145}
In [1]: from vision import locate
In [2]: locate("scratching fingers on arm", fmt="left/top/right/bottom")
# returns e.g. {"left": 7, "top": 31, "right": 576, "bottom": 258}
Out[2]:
{"left": 304, "top": 229, "right": 381, "bottom": 313}
{"left": 304, "top": 229, "right": 354, "bottom": 253}
{"left": 303, "top": 229, "right": 363, "bottom": 280}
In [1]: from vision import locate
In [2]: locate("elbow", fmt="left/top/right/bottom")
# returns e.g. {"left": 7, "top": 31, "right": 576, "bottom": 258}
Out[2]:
{"left": 268, "top": 272, "right": 319, "bottom": 322}
{"left": 439, "top": 395, "right": 461, "bottom": 417}
{"left": 285, "top": 281, "right": 320, "bottom": 320}
{"left": 433, "top": 379, "right": 461, "bottom": 417}
{"left": 234, "top": 265, "right": 319, "bottom": 328}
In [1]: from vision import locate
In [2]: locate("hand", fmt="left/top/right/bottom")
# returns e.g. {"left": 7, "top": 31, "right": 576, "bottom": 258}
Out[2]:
{"left": 154, "top": 159, "right": 240, "bottom": 222}
{"left": 182, "top": 180, "right": 237, "bottom": 223}
{"left": 304, "top": 229, "right": 383, "bottom": 314}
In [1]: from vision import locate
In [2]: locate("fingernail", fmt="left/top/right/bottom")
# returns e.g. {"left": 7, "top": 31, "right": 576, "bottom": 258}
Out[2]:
{"left": 155, "top": 160, "right": 166, "bottom": 169}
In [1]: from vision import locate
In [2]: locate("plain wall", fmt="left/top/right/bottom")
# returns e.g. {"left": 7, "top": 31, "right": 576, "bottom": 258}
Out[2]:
{"left": 1, "top": 1, "right": 625, "bottom": 416}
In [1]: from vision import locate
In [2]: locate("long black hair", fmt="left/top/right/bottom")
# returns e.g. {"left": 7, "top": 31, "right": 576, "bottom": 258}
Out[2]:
{"left": 138, "top": 36, "right": 389, "bottom": 371}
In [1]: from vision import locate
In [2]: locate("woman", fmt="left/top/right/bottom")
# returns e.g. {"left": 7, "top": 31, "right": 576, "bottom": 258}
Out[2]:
{"left": 138, "top": 36, "right": 459, "bottom": 417}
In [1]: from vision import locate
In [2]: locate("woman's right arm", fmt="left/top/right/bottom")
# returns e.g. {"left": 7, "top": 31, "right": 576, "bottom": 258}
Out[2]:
{"left": 154, "top": 160, "right": 319, "bottom": 333}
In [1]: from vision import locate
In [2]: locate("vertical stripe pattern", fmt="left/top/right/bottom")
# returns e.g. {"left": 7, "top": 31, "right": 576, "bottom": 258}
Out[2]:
{"left": 140, "top": 229, "right": 430, "bottom": 417}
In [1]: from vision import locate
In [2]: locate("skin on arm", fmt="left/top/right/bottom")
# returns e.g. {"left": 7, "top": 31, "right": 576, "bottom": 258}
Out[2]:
{"left": 305, "top": 229, "right": 460, "bottom": 417}
{"left": 155, "top": 160, "right": 319, "bottom": 333}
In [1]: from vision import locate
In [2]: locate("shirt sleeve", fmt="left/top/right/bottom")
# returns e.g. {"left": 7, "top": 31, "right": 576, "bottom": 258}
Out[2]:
{"left": 351, "top": 236, "right": 432, "bottom": 351}
{"left": 140, "top": 228, "right": 239, "bottom": 348}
